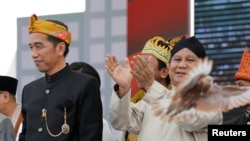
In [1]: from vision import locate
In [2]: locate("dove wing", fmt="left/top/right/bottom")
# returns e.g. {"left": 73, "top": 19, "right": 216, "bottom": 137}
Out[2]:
{"left": 151, "top": 97, "right": 199, "bottom": 122}
{"left": 150, "top": 98, "right": 171, "bottom": 119}
{"left": 194, "top": 85, "right": 250, "bottom": 112}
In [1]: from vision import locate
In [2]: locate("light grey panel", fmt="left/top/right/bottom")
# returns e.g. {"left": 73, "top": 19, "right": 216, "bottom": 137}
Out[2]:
{"left": 112, "top": 0, "right": 127, "bottom": 10}
{"left": 90, "top": 18, "right": 106, "bottom": 38}
{"left": 21, "top": 51, "right": 35, "bottom": 70}
{"left": 67, "top": 22, "right": 80, "bottom": 41}
{"left": 21, "top": 26, "right": 29, "bottom": 45}
{"left": 89, "top": 43, "right": 105, "bottom": 63}
{"left": 90, "top": 0, "right": 105, "bottom": 12}
{"left": 111, "top": 16, "right": 126, "bottom": 36}
{"left": 66, "top": 47, "right": 79, "bottom": 64}
{"left": 111, "top": 41, "right": 127, "bottom": 61}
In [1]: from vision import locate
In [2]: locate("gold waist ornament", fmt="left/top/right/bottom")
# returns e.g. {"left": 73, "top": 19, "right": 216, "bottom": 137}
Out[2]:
{"left": 42, "top": 107, "right": 70, "bottom": 137}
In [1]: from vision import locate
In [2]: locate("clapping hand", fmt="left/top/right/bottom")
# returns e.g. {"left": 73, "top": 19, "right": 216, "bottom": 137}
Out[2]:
{"left": 105, "top": 54, "right": 133, "bottom": 97}
{"left": 130, "top": 55, "right": 155, "bottom": 92}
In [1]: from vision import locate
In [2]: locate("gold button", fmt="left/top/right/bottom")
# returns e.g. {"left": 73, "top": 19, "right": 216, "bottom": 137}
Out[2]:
{"left": 42, "top": 108, "right": 46, "bottom": 112}
{"left": 38, "top": 127, "right": 43, "bottom": 132}
{"left": 247, "top": 121, "right": 250, "bottom": 125}
{"left": 42, "top": 108, "right": 46, "bottom": 117}
{"left": 45, "top": 89, "right": 50, "bottom": 94}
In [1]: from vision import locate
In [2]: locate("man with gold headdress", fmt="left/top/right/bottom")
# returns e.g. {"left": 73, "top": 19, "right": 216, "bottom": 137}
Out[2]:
{"left": 223, "top": 47, "right": 250, "bottom": 125}
{"left": 18, "top": 14, "right": 103, "bottom": 141}
{"left": 105, "top": 35, "right": 183, "bottom": 141}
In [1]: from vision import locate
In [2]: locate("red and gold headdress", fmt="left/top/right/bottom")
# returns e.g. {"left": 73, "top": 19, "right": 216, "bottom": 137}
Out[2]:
{"left": 28, "top": 14, "right": 71, "bottom": 44}
{"left": 235, "top": 47, "right": 250, "bottom": 80}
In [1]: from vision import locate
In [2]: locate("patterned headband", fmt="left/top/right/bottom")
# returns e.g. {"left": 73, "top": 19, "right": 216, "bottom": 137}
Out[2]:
{"left": 28, "top": 14, "right": 72, "bottom": 44}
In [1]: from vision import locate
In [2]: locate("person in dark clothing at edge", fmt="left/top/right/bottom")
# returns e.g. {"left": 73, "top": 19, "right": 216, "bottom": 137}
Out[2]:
{"left": 223, "top": 47, "right": 250, "bottom": 125}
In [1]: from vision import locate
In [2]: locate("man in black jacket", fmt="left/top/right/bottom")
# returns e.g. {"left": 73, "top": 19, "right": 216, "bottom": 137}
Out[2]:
{"left": 18, "top": 14, "right": 103, "bottom": 141}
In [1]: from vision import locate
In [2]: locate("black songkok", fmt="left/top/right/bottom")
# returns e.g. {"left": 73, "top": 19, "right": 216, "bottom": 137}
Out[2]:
{"left": 171, "top": 36, "right": 206, "bottom": 59}
{"left": 0, "top": 76, "right": 18, "bottom": 95}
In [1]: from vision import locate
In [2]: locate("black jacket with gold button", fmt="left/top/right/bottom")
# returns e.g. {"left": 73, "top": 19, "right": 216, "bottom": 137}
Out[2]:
{"left": 18, "top": 65, "right": 103, "bottom": 141}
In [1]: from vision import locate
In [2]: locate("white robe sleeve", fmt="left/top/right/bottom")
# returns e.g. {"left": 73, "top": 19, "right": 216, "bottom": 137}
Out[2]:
{"left": 109, "top": 88, "right": 147, "bottom": 134}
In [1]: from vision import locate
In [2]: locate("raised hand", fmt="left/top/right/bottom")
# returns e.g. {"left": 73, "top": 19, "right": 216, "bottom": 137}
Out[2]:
{"left": 130, "top": 55, "right": 155, "bottom": 91}
{"left": 105, "top": 54, "right": 133, "bottom": 97}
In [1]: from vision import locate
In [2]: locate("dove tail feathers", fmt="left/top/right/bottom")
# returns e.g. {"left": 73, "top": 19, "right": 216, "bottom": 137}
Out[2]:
{"left": 151, "top": 99, "right": 198, "bottom": 123}
{"left": 151, "top": 100, "right": 164, "bottom": 116}
{"left": 161, "top": 108, "right": 197, "bottom": 123}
